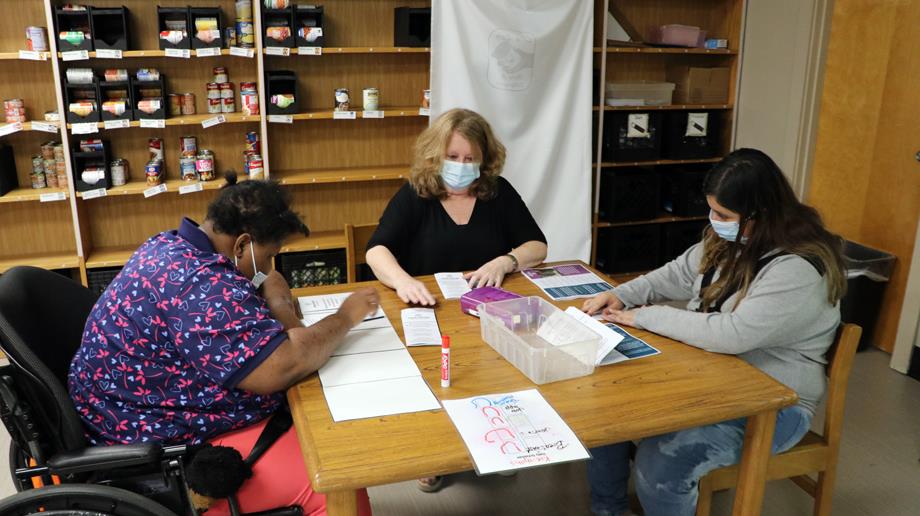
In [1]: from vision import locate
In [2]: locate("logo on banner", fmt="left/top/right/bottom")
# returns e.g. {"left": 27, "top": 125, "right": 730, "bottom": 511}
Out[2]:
{"left": 488, "top": 30, "right": 535, "bottom": 91}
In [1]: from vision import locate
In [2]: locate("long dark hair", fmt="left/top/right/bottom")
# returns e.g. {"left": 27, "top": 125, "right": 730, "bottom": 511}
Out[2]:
{"left": 699, "top": 148, "right": 846, "bottom": 309}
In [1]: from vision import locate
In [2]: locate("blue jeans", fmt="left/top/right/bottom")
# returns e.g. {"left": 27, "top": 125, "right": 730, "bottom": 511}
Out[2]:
{"left": 587, "top": 405, "right": 812, "bottom": 516}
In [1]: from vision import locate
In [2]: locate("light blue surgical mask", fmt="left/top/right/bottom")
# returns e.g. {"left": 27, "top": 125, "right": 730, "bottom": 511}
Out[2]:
{"left": 709, "top": 214, "right": 748, "bottom": 244}
{"left": 440, "top": 160, "right": 481, "bottom": 189}
{"left": 236, "top": 241, "right": 269, "bottom": 288}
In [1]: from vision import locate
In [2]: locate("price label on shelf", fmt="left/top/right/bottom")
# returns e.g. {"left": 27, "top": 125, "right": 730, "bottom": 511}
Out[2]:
{"left": 298, "top": 46, "right": 322, "bottom": 56}
{"left": 165, "top": 48, "right": 191, "bottom": 59}
{"left": 179, "top": 183, "right": 204, "bottom": 195}
{"left": 72, "top": 122, "right": 99, "bottom": 135}
{"left": 362, "top": 110, "right": 384, "bottom": 119}
{"left": 40, "top": 191, "right": 67, "bottom": 203}
{"left": 229, "top": 47, "right": 255, "bottom": 58}
{"left": 31, "top": 122, "right": 59, "bottom": 133}
{"left": 144, "top": 184, "right": 168, "bottom": 198}
{"left": 201, "top": 115, "right": 226, "bottom": 128}
{"left": 95, "top": 48, "right": 123, "bottom": 59}
{"left": 140, "top": 119, "right": 166, "bottom": 129}
{"left": 196, "top": 47, "right": 222, "bottom": 58}
{"left": 82, "top": 188, "right": 107, "bottom": 200}
{"left": 18, "top": 50, "right": 46, "bottom": 61}
{"left": 333, "top": 111, "right": 357, "bottom": 120}
{"left": 268, "top": 114, "right": 293, "bottom": 124}
{"left": 419, "top": 108, "right": 431, "bottom": 116}
{"left": 62, "top": 50, "right": 90, "bottom": 61}
{"left": 0, "top": 122, "right": 23, "bottom": 137}
{"left": 103, "top": 119, "right": 131, "bottom": 130}
{"left": 265, "top": 46, "right": 290, "bottom": 57}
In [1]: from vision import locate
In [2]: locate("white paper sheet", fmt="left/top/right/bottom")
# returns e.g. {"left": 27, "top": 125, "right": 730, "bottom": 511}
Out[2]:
{"left": 535, "top": 311, "right": 592, "bottom": 347}
{"left": 401, "top": 308, "right": 442, "bottom": 346}
{"left": 322, "top": 376, "right": 441, "bottom": 422}
{"left": 331, "top": 327, "right": 405, "bottom": 357}
{"left": 434, "top": 272, "right": 472, "bottom": 299}
{"left": 442, "top": 389, "right": 590, "bottom": 475}
{"left": 563, "top": 307, "right": 624, "bottom": 365}
{"left": 298, "top": 292, "right": 388, "bottom": 330}
{"left": 521, "top": 264, "right": 613, "bottom": 301}
{"left": 318, "top": 348, "right": 421, "bottom": 387}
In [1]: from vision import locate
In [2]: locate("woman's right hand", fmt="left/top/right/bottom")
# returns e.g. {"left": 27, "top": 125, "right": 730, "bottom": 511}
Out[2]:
{"left": 395, "top": 278, "right": 437, "bottom": 306}
{"left": 581, "top": 291, "right": 624, "bottom": 315}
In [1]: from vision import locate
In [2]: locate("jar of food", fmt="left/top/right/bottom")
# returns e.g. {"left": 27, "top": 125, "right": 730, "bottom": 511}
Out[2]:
{"left": 196, "top": 150, "right": 215, "bottom": 181}
{"left": 110, "top": 159, "right": 128, "bottom": 186}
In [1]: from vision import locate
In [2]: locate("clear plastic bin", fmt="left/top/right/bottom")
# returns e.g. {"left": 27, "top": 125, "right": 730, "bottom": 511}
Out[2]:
{"left": 606, "top": 81, "right": 676, "bottom": 107}
{"left": 479, "top": 296, "right": 600, "bottom": 384}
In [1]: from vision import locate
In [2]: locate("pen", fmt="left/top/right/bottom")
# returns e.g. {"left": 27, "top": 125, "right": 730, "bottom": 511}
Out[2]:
{"left": 441, "top": 335, "right": 451, "bottom": 387}
{"left": 362, "top": 315, "right": 385, "bottom": 322}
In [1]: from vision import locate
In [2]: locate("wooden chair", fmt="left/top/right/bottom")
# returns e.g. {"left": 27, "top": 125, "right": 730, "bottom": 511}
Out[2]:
{"left": 695, "top": 323, "right": 863, "bottom": 516}
{"left": 345, "top": 223, "right": 378, "bottom": 283}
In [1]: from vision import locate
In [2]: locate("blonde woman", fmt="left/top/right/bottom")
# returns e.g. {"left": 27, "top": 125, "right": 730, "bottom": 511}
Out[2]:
{"left": 366, "top": 108, "right": 548, "bottom": 306}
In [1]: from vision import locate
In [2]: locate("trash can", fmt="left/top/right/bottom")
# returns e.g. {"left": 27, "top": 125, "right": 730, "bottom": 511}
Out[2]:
{"left": 839, "top": 241, "right": 897, "bottom": 351}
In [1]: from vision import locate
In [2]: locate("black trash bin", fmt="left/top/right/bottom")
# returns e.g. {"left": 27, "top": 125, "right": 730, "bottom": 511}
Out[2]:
{"left": 839, "top": 241, "right": 896, "bottom": 351}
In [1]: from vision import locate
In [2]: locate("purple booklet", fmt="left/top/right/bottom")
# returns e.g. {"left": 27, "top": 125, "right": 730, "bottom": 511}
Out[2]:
{"left": 460, "top": 286, "right": 523, "bottom": 317}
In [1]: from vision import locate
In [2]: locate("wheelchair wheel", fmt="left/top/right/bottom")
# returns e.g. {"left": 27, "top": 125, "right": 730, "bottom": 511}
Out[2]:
{"left": 0, "top": 484, "right": 176, "bottom": 515}
{"left": 8, "top": 441, "right": 28, "bottom": 492}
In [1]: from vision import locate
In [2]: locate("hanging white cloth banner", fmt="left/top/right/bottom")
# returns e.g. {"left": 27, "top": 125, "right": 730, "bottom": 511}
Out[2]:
{"left": 431, "top": 0, "right": 594, "bottom": 262}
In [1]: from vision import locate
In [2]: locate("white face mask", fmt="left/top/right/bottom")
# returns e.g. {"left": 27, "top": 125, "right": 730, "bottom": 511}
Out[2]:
{"left": 235, "top": 241, "right": 269, "bottom": 289}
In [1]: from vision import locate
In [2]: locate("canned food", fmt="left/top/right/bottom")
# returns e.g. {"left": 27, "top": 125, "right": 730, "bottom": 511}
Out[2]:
{"left": 79, "top": 139, "right": 103, "bottom": 152}
{"left": 245, "top": 132, "right": 260, "bottom": 154}
{"left": 236, "top": 0, "right": 254, "bottom": 21}
{"left": 136, "top": 69, "right": 160, "bottom": 82}
{"left": 334, "top": 88, "right": 350, "bottom": 111}
{"left": 145, "top": 159, "right": 163, "bottom": 186}
{"left": 247, "top": 154, "right": 264, "bottom": 179}
{"left": 44, "top": 111, "right": 61, "bottom": 122}
{"left": 180, "top": 135, "right": 197, "bottom": 157}
{"left": 240, "top": 82, "right": 257, "bottom": 92}
{"left": 138, "top": 99, "right": 161, "bottom": 115}
{"left": 148, "top": 138, "right": 164, "bottom": 160}
{"left": 266, "top": 26, "right": 291, "bottom": 42}
{"left": 160, "top": 30, "right": 186, "bottom": 45}
{"left": 207, "top": 82, "right": 221, "bottom": 99}
{"left": 195, "top": 18, "right": 220, "bottom": 43}
{"left": 66, "top": 68, "right": 94, "bottom": 84}
{"left": 43, "top": 159, "right": 58, "bottom": 188}
{"left": 111, "top": 159, "right": 128, "bottom": 186}
{"left": 168, "top": 94, "right": 182, "bottom": 116}
{"left": 26, "top": 26, "right": 48, "bottom": 52}
{"left": 59, "top": 31, "right": 87, "bottom": 46}
{"left": 31, "top": 169, "right": 47, "bottom": 189}
{"left": 362, "top": 88, "right": 379, "bottom": 111}
{"left": 41, "top": 142, "right": 56, "bottom": 160}
{"left": 181, "top": 93, "right": 196, "bottom": 115}
{"left": 271, "top": 94, "right": 295, "bottom": 109}
{"left": 102, "top": 100, "right": 126, "bottom": 116}
{"left": 264, "top": 0, "right": 290, "bottom": 9}
{"left": 219, "top": 82, "right": 235, "bottom": 98}
{"left": 208, "top": 98, "right": 222, "bottom": 114}
{"left": 56, "top": 162, "right": 68, "bottom": 189}
{"left": 221, "top": 96, "right": 236, "bottom": 113}
{"left": 103, "top": 69, "right": 128, "bottom": 82}
{"left": 81, "top": 167, "right": 105, "bottom": 186}
{"left": 421, "top": 89, "right": 431, "bottom": 108}
{"left": 196, "top": 151, "right": 215, "bottom": 181}
{"left": 241, "top": 91, "right": 259, "bottom": 115}
{"left": 236, "top": 21, "right": 255, "bottom": 48}
{"left": 68, "top": 101, "right": 95, "bottom": 118}
{"left": 180, "top": 157, "right": 198, "bottom": 181}
{"left": 213, "top": 67, "right": 229, "bottom": 84}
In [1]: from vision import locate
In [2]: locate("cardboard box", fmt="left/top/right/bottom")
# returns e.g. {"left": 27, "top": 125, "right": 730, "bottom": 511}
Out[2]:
{"left": 667, "top": 66, "right": 731, "bottom": 104}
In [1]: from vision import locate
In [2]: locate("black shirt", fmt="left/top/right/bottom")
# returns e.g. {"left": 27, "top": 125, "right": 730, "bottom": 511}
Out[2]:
{"left": 367, "top": 177, "right": 547, "bottom": 276}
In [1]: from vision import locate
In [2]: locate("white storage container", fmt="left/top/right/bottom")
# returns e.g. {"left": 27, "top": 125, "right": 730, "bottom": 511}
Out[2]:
{"left": 606, "top": 81, "right": 676, "bottom": 107}
{"left": 479, "top": 296, "right": 600, "bottom": 384}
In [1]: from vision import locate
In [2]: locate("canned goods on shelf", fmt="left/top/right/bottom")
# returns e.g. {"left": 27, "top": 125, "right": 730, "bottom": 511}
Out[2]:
{"left": 66, "top": 68, "right": 94, "bottom": 84}
{"left": 136, "top": 68, "right": 160, "bottom": 82}
{"left": 196, "top": 151, "right": 215, "bottom": 181}
{"left": 103, "top": 69, "right": 128, "bottom": 82}
{"left": 111, "top": 159, "right": 128, "bottom": 186}
{"left": 335, "top": 88, "right": 350, "bottom": 111}
{"left": 26, "top": 26, "right": 48, "bottom": 52}
{"left": 138, "top": 99, "right": 162, "bottom": 115}
{"left": 213, "top": 67, "right": 229, "bottom": 84}
{"left": 247, "top": 154, "right": 264, "bottom": 179}
{"left": 180, "top": 135, "right": 197, "bottom": 157}
{"left": 181, "top": 93, "right": 196, "bottom": 115}
{"left": 148, "top": 138, "right": 164, "bottom": 160}
{"left": 241, "top": 91, "right": 259, "bottom": 115}
{"left": 221, "top": 96, "right": 236, "bottom": 113}
{"left": 145, "top": 159, "right": 163, "bottom": 186}
{"left": 208, "top": 98, "right": 222, "bottom": 114}
{"left": 207, "top": 83, "right": 221, "bottom": 99}
{"left": 219, "top": 83, "right": 235, "bottom": 98}
{"left": 168, "top": 94, "right": 182, "bottom": 116}
{"left": 180, "top": 157, "right": 198, "bottom": 181}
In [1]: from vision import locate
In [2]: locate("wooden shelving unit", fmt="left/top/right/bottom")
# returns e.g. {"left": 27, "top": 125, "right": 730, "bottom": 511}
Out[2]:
{"left": 594, "top": 214, "right": 708, "bottom": 228}
{"left": 66, "top": 113, "right": 262, "bottom": 130}
{"left": 0, "top": 252, "right": 81, "bottom": 273}
{"left": 0, "top": 186, "right": 69, "bottom": 203}
{"left": 593, "top": 46, "right": 737, "bottom": 55}
{"left": 274, "top": 165, "right": 408, "bottom": 186}
{"left": 281, "top": 231, "right": 348, "bottom": 254}
{"left": 264, "top": 46, "right": 429, "bottom": 55}
{"left": 283, "top": 107, "right": 425, "bottom": 121}
{"left": 594, "top": 104, "right": 731, "bottom": 111}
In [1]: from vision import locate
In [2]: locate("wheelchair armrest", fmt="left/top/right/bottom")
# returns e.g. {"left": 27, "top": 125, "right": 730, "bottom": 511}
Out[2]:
{"left": 48, "top": 443, "right": 162, "bottom": 475}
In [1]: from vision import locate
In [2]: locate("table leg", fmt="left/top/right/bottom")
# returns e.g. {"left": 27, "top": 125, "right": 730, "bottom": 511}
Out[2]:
{"left": 326, "top": 489, "right": 358, "bottom": 516}
{"left": 731, "top": 409, "right": 777, "bottom": 516}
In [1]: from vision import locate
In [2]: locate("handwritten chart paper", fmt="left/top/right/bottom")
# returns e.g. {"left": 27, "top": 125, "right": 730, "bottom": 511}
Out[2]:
{"left": 442, "top": 389, "right": 589, "bottom": 475}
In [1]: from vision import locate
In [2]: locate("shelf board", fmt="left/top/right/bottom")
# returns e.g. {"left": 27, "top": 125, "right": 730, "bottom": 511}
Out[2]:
{"left": 85, "top": 246, "right": 136, "bottom": 269}
{"left": 0, "top": 253, "right": 81, "bottom": 273}
{"left": 286, "top": 107, "right": 425, "bottom": 121}
{"left": 66, "top": 113, "right": 261, "bottom": 130}
{"left": 281, "top": 230, "right": 346, "bottom": 254}
{"left": 275, "top": 166, "right": 409, "bottom": 185}
{"left": 56, "top": 49, "right": 244, "bottom": 58}
{"left": 593, "top": 46, "right": 737, "bottom": 55}
{"left": 0, "top": 51, "right": 52, "bottom": 60}
{"left": 594, "top": 214, "right": 708, "bottom": 228}
{"left": 0, "top": 121, "right": 62, "bottom": 134}
{"left": 76, "top": 178, "right": 230, "bottom": 198}
{"left": 594, "top": 158, "right": 723, "bottom": 168}
{"left": 265, "top": 47, "right": 429, "bottom": 55}
{"left": 0, "top": 187, "right": 69, "bottom": 204}
{"left": 594, "top": 104, "right": 732, "bottom": 111}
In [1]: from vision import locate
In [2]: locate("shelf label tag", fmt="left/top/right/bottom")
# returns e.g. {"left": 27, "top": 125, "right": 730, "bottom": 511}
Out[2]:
{"left": 103, "top": 119, "right": 131, "bottom": 130}
{"left": 419, "top": 107, "right": 431, "bottom": 116}
{"left": 62, "top": 50, "right": 90, "bottom": 61}
{"left": 179, "top": 183, "right": 204, "bottom": 195}
{"left": 140, "top": 119, "right": 166, "bottom": 129}
{"left": 268, "top": 114, "right": 293, "bottom": 124}
{"left": 201, "top": 115, "right": 226, "bottom": 128}
{"left": 18, "top": 50, "right": 45, "bottom": 61}
{"left": 165, "top": 48, "right": 191, "bottom": 59}
{"left": 362, "top": 110, "right": 384, "bottom": 119}
{"left": 72, "top": 122, "right": 99, "bottom": 134}
{"left": 230, "top": 47, "right": 255, "bottom": 58}
{"left": 298, "top": 46, "right": 322, "bottom": 56}
{"left": 333, "top": 111, "right": 356, "bottom": 120}
{"left": 265, "top": 46, "right": 290, "bottom": 56}
{"left": 144, "top": 184, "right": 168, "bottom": 198}
{"left": 196, "top": 47, "right": 222, "bottom": 57}
{"left": 0, "top": 122, "right": 23, "bottom": 137}
{"left": 82, "top": 188, "right": 107, "bottom": 200}
{"left": 95, "top": 48, "right": 123, "bottom": 59}
{"left": 40, "top": 191, "right": 67, "bottom": 203}
{"left": 32, "top": 121, "right": 59, "bottom": 133}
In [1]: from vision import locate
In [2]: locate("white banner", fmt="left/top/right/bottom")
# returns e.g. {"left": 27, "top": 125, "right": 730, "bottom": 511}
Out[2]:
{"left": 431, "top": 0, "right": 593, "bottom": 262}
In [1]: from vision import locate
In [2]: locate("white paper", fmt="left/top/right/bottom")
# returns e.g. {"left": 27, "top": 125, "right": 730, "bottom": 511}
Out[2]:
{"left": 329, "top": 326, "right": 405, "bottom": 357}
{"left": 139, "top": 119, "right": 166, "bottom": 129}
{"left": 319, "top": 348, "right": 421, "bottom": 387}
{"left": 230, "top": 47, "right": 255, "bottom": 58}
{"left": 298, "top": 46, "right": 322, "bottom": 55}
{"left": 18, "top": 50, "right": 45, "bottom": 61}
{"left": 62, "top": 50, "right": 89, "bottom": 61}
{"left": 95, "top": 48, "right": 122, "bottom": 59}
{"left": 401, "top": 308, "right": 442, "bottom": 346}
{"left": 72, "top": 122, "right": 99, "bottom": 135}
{"left": 165, "top": 48, "right": 191, "bottom": 59}
{"left": 196, "top": 47, "right": 222, "bottom": 57}
{"left": 82, "top": 188, "right": 107, "bottom": 199}
{"left": 593, "top": 317, "right": 661, "bottom": 365}
{"left": 201, "top": 114, "right": 226, "bottom": 128}
{"left": 322, "top": 376, "right": 440, "bottom": 422}
{"left": 419, "top": 107, "right": 431, "bottom": 116}
{"left": 522, "top": 264, "right": 613, "bottom": 301}
{"left": 144, "top": 184, "right": 168, "bottom": 198}
{"left": 179, "top": 183, "right": 203, "bottom": 195}
{"left": 103, "top": 119, "right": 130, "bottom": 130}
{"left": 362, "top": 110, "right": 384, "bottom": 119}
{"left": 298, "top": 293, "right": 388, "bottom": 331}
{"left": 268, "top": 114, "right": 293, "bottom": 124}
{"left": 40, "top": 192, "right": 66, "bottom": 202}
{"left": 442, "top": 389, "right": 590, "bottom": 475}
{"left": 0, "top": 122, "right": 23, "bottom": 137}
{"left": 535, "top": 311, "right": 591, "bottom": 348}
{"left": 434, "top": 272, "right": 472, "bottom": 299}
{"left": 333, "top": 111, "right": 356, "bottom": 120}
{"left": 563, "top": 307, "right": 623, "bottom": 365}
{"left": 31, "top": 121, "right": 59, "bottom": 133}
{"left": 265, "top": 46, "right": 290, "bottom": 56}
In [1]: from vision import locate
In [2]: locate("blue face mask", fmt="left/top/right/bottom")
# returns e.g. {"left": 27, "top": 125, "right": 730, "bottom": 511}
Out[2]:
{"left": 710, "top": 214, "right": 747, "bottom": 243}
{"left": 440, "top": 160, "right": 481, "bottom": 189}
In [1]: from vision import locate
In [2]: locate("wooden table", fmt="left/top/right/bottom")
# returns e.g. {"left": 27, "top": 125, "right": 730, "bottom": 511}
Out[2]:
{"left": 288, "top": 264, "right": 797, "bottom": 515}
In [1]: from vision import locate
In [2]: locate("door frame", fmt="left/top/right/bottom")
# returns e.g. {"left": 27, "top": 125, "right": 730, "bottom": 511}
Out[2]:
{"left": 891, "top": 221, "right": 920, "bottom": 373}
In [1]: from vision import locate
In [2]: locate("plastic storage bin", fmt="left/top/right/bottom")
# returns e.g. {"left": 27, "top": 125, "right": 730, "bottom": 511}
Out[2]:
{"left": 597, "top": 167, "right": 660, "bottom": 222}
{"left": 602, "top": 111, "right": 663, "bottom": 163}
{"left": 275, "top": 250, "right": 345, "bottom": 288}
{"left": 596, "top": 224, "right": 662, "bottom": 274}
{"left": 652, "top": 24, "right": 706, "bottom": 48}
{"left": 839, "top": 241, "right": 897, "bottom": 351}
{"left": 479, "top": 297, "right": 600, "bottom": 384}
{"left": 663, "top": 110, "right": 722, "bottom": 159}
{"left": 661, "top": 165, "right": 711, "bottom": 216}
{"left": 606, "top": 81, "right": 675, "bottom": 107}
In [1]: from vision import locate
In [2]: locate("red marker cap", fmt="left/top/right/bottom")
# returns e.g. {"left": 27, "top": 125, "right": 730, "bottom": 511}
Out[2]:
{"left": 441, "top": 335, "right": 450, "bottom": 348}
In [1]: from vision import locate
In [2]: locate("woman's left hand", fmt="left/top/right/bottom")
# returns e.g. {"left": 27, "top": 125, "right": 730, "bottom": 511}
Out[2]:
{"left": 464, "top": 255, "right": 514, "bottom": 288}
{"left": 602, "top": 307, "right": 639, "bottom": 328}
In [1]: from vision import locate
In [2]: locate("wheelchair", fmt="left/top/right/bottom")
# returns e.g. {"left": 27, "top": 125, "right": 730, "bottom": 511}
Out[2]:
{"left": 0, "top": 266, "right": 301, "bottom": 516}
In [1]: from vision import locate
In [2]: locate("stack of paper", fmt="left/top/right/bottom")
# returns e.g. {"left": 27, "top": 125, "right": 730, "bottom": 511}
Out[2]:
{"left": 563, "top": 307, "right": 660, "bottom": 365}
{"left": 521, "top": 264, "right": 614, "bottom": 300}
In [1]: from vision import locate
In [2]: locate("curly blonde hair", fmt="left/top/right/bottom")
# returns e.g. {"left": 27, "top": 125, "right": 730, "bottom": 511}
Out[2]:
{"left": 409, "top": 108, "right": 507, "bottom": 200}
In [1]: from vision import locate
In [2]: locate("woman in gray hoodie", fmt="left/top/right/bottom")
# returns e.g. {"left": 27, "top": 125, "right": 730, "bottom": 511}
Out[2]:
{"left": 582, "top": 148, "right": 847, "bottom": 516}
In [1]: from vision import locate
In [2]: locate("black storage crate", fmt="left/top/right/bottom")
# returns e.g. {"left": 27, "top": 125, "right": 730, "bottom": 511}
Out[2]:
{"left": 158, "top": 6, "right": 191, "bottom": 49}
{"left": 394, "top": 7, "right": 431, "bottom": 47}
{"left": 133, "top": 75, "right": 168, "bottom": 120}
{"left": 71, "top": 140, "right": 112, "bottom": 192}
{"left": 661, "top": 165, "right": 711, "bottom": 217}
{"left": 189, "top": 7, "right": 224, "bottom": 49}
{"left": 65, "top": 78, "right": 101, "bottom": 124}
{"left": 597, "top": 167, "right": 660, "bottom": 223}
{"left": 596, "top": 224, "right": 662, "bottom": 275}
{"left": 602, "top": 111, "right": 663, "bottom": 163}
{"left": 55, "top": 7, "right": 94, "bottom": 51}
{"left": 276, "top": 250, "right": 345, "bottom": 288}
{"left": 266, "top": 70, "right": 298, "bottom": 114}
{"left": 87, "top": 267, "right": 123, "bottom": 297}
{"left": 262, "top": 6, "right": 295, "bottom": 48}
{"left": 99, "top": 78, "right": 135, "bottom": 121}
{"left": 294, "top": 5, "right": 325, "bottom": 47}
{"left": 91, "top": 6, "right": 130, "bottom": 50}
{"left": 0, "top": 145, "right": 16, "bottom": 197}
{"left": 661, "top": 220, "right": 707, "bottom": 264}
{"left": 663, "top": 110, "right": 722, "bottom": 160}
